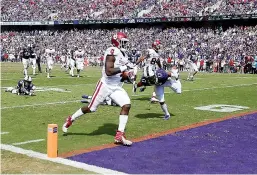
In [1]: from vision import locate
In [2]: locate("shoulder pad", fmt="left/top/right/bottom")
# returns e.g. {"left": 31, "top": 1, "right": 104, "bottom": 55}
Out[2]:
{"left": 105, "top": 47, "right": 120, "bottom": 56}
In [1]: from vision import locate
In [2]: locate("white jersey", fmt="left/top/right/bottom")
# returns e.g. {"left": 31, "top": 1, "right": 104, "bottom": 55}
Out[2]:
{"left": 145, "top": 48, "right": 160, "bottom": 66}
{"left": 74, "top": 50, "right": 85, "bottom": 62}
{"left": 101, "top": 47, "right": 129, "bottom": 86}
{"left": 45, "top": 49, "right": 55, "bottom": 60}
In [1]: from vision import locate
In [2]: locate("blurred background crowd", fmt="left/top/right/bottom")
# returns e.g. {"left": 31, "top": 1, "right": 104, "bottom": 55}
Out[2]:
{"left": 1, "top": 25, "right": 257, "bottom": 74}
{"left": 1, "top": 0, "right": 257, "bottom": 74}
{"left": 1, "top": 0, "right": 257, "bottom": 21}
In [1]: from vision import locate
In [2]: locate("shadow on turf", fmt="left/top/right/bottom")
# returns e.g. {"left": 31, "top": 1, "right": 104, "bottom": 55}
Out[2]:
{"left": 63, "top": 123, "right": 117, "bottom": 136}
{"left": 134, "top": 113, "right": 175, "bottom": 119}
{"left": 132, "top": 97, "right": 151, "bottom": 101}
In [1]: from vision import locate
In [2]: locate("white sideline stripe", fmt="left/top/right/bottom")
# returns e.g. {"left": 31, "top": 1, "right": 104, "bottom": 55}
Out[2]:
{"left": 1, "top": 83, "right": 257, "bottom": 110}
{"left": 1, "top": 83, "right": 95, "bottom": 89}
{"left": 1, "top": 144, "right": 126, "bottom": 174}
{"left": 1, "top": 100, "right": 81, "bottom": 109}
{"left": 0, "top": 132, "right": 9, "bottom": 135}
{"left": 132, "top": 83, "right": 257, "bottom": 96}
{"left": 12, "top": 139, "right": 45, "bottom": 145}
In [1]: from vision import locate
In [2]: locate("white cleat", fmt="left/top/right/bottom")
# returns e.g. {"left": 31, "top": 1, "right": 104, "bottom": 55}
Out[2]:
{"left": 114, "top": 131, "right": 132, "bottom": 146}
{"left": 150, "top": 97, "right": 159, "bottom": 103}
{"left": 62, "top": 123, "right": 68, "bottom": 133}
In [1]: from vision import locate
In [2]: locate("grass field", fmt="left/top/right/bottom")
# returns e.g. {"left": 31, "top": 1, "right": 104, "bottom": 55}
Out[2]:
{"left": 1, "top": 62, "right": 257, "bottom": 173}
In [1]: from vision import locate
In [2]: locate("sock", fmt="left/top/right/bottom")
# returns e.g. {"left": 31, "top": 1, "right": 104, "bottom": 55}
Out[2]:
{"left": 187, "top": 72, "right": 191, "bottom": 79}
{"left": 152, "top": 92, "right": 156, "bottom": 98}
{"left": 161, "top": 103, "right": 170, "bottom": 116}
{"left": 71, "top": 68, "right": 74, "bottom": 76}
{"left": 24, "top": 69, "right": 27, "bottom": 76}
{"left": 118, "top": 115, "right": 128, "bottom": 132}
{"left": 71, "top": 108, "right": 84, "bottom": 121}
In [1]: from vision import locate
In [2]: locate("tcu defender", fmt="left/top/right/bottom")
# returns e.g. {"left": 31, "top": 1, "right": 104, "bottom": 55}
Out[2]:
{"left": 154, "top": 68, "right": 181, "bottom": 120}
{"left": 74, "top": 47, "right": 85, "bottom": 77}
{"left": 5, "top": 76, "right": 36, "bottom": 96}
{"left": 186, "top": 52, "right": 198, "bottom": 81}
{"left": 62, "top": 32, "right": 134, "bottom": 146}
{"left": 45, "top": 47, "right": 55, "bottom": 78}
{"left": 128, "top": 48, "right": 141, "bottom": 90}
{"left": 133, "top": 40, "right": 163, "bottom": 102}
{"left": 20, "top": 45, "right": 31, "bottom": 77}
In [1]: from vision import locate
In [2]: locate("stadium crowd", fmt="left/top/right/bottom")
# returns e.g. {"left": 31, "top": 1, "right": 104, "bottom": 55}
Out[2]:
{"left": 1, "top": 25, "right": 257, "bottom": 73}
{"left": 1, "top": 0, "right": 256, "bottom": 21}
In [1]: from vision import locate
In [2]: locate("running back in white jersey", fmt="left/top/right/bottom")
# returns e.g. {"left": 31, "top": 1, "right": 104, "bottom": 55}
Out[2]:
{"left": 145, "top": 48, "right": 160, "bottom": 67}
{"left": 74, "top": 50, "right": 85, "bottom": 62}
{"left": 101, "top": 47, "right": 129, "bottom": 86}
{"left": 45, "top": 49, "right": 55, "bottom": 61}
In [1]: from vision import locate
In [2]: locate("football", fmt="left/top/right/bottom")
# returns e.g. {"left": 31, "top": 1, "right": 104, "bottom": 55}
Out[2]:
{"left": 120, "top": 71, "right": 134, "bottom": 83}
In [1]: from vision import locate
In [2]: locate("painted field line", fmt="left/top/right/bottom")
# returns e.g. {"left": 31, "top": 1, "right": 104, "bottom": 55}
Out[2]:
{"left": 59, "top": 110, "right": 257, "bottom": 158}
{"left": 132, "top": 83, "right": 257, "bottom": 96}
{"left": 0, "top": 132, "right": 9, "bottom": 135}
{"left": 1, "top": 100, "right": 81, "bottom": 110}
{"left": 1, "top": 83, "right": 95, "bottom": 89}
{"left": 0, "top": 144, "right": 126, "bottom": 174}
{"left": 2, "top": 83, "right": 257, "bottom": 110}
{"left": 12, "top": 139, "right": 45, "bottom": 146}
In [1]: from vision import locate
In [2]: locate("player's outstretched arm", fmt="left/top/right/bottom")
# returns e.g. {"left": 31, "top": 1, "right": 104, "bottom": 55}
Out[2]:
{"left": 135, "top": 56, "right": 146, "bottom": 65}
{"left": 105, "top": 55, "right": 126, "bottom": 76}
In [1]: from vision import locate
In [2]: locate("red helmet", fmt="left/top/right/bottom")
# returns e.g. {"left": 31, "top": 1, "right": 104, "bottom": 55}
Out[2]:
{"left": 111, "top": 32, "right": 129, "bottom": 49}
{"left": 152, "top": 40, "right": 162, "bottom": 50}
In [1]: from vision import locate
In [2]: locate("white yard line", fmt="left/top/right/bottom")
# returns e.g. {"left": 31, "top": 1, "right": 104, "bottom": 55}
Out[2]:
{"left": 133, "top": 83, "right": 257, "bottom": 96}
{"left": 12, "top": 139, "right": 45, "bottom": 146}
{"left": 1, "top": 100, "right": 81, "bottom": 110}
{"left": 1, "top": 144, "right": 126, "bottom": 174}
{"left": 1, "top": 83, "right": 95, "bottom": 89}
{"left": 0, "top": 132, "right": 9, "bottom": 135}
{"left": 2, "top": 83, "right": 257, "bottom": 110}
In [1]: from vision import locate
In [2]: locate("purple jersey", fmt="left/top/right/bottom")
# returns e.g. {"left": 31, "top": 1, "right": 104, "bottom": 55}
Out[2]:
{"left": 155, "top": 69, "right": 168, "bottom": 85}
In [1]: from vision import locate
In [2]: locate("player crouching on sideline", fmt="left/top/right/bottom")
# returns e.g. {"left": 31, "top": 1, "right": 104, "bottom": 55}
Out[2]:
{"left": 62, "top": 32, "right": 134, "bottom": 146}
{"left": 5, "top": 76, "right": 36, "bottom": 96}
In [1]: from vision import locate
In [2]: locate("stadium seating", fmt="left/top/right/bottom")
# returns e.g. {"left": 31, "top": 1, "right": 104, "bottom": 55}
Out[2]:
{"left": 1, "top": 0, "right": 256, "bottom": 21}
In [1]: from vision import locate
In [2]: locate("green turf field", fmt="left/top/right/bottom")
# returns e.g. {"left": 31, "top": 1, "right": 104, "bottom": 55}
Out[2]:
{"left": 1, "top": 62, "right": 257, "bottom": 173}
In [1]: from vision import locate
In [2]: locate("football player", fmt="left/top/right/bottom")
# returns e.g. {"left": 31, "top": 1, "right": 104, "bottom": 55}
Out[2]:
{"left": 186, "top": 51, "right": 198, "bottom": 81}
{"left": 5, "top": 76, "right": 36, "bottom": 96}
{"left": 142, "top": 67, "right": 181, "bottom": 119}
{"left": 20, "top": 45, "right": 31, "bottom": 77}
{"left": 69, "top": 49, "right": 76, "bottom": 77}
{"left": 62, "top": 32, "right": 134, "bottom": 146}
{"left": 60, "top": 50, "right": 67, "bottom": 70}
{"left": 45, "top": 46, "right": 56, "bottom": 78}
{"left": 155, "top": 68, "right": 181, "bottom": 119}
{"left": 29, "top": 45, "right": 37, "bottom": 75}
{"left": 133, "top": 40, "right": 163, "bottom": 102}
{"left": 128, "top": 48, "right": 141, "bottom": 92}
{"left": 74, "top": 47, "right": 85, "bottom": 77}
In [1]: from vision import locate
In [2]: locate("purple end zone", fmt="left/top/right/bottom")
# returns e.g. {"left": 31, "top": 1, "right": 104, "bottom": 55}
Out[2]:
{"left": 68, "top": 113, "right": 257, "bottom": 174}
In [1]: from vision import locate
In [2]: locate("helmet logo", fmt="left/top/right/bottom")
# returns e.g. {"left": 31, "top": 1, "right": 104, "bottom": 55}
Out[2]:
{"left": 113, "top": 34, "right": 118, "bottom": 40}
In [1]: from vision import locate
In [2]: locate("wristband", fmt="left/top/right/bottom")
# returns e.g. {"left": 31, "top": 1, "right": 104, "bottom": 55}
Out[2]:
{"left": 119, "top": 65, "right": 127, "bottom": 72}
